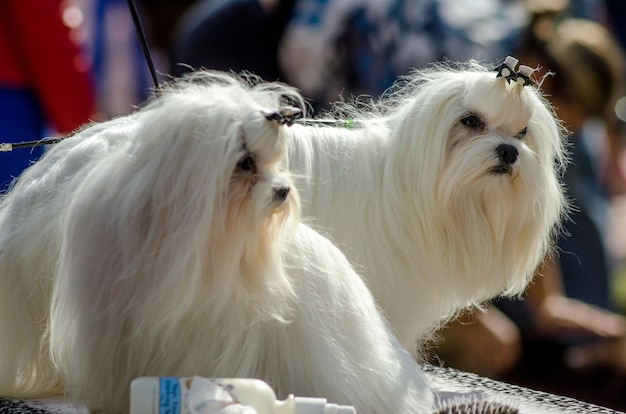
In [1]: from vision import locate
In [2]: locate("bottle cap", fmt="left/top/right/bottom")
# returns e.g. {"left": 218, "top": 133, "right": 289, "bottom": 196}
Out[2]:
{"left": 293, "top": 397, "right": 356, "bottom": 414}
{"left": 323, "top": 403, "right": 357, "bottom": 414}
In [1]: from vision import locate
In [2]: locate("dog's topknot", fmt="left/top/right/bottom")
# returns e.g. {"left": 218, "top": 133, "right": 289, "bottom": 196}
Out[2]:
{"left": 322, "top": 58, "right": 548, "bottom": 126}
{"left": 150, "top": 71, "right": 308, "bottom": 119}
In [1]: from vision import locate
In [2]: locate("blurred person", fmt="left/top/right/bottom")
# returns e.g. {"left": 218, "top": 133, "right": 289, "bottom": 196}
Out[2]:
{"left": 170, "top": 0, "right": 295, "bottom": 82}
{"left": 138, "top": 0, "right": 202, "bottom": 70}
{"left": 278, "top": 0, "right": 526, "bottom": 110}
{"left": 88, "top": 0, "right": 151, "bottom": 117}
{"left": 0, "top": 0, "right": 96, "bottom": 191}
{"left": 512, "top": 0, "right": 626, "bottom": 370}
{"left": 87, "top": 0, "right": 198, "bottom": 118}
{"left": 170, "top": 0, "right": 527, "bottom": 111}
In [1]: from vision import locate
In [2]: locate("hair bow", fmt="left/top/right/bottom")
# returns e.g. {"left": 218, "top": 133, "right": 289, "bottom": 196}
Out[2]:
{"left": 496, "top": 56, "right": 536, "bottom": 86}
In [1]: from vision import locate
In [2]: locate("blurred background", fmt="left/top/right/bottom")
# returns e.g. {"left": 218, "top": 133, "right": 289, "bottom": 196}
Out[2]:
{"left": 2, "top": 0, "right": 626, "bottom": 410}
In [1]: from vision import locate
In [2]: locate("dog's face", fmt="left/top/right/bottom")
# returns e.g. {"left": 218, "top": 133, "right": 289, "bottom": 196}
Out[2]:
{"left": 387, "top": 67, "right": 566, "bottom": 297}
{"left": 126, "top": 79, "right": 301, "bottom": 300}
{"left": 395, "top": 71, "right": 562, "bottom": 194}
{"left": 227, "top": 110, "right": 297, "bottom": 230}
{"left": 453, "top": 73, "right": 555, "bottom": 177}
{"left": 200, "top": 105, "right": 299, "bottom": 278}
{"left": 161, "top": 90, "right": 302, "bottom": 301}
{"left": 222, "top": 109, "right": 300, "bottom": 296}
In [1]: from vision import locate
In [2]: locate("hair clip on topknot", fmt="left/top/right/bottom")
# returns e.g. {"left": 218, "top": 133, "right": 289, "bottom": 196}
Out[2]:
{"left": 497, "top": 56, "right": 519, "bottom": 81}
{"left": 496, "top": 56, "right": 535, "bottom": 86}
{"left": 515, "top": 65, "right": 535, "bottom": 86}
{"left": 262, "top": 106, "right": 302, "bottom": 127}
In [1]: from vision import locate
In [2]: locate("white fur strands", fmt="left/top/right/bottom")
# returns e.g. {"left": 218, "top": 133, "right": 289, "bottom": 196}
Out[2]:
{"left": 0, "top": 72, "right": 433, "bottom": 414}
{"left": 284, "top": 60, "right": 568, "bottom": 351}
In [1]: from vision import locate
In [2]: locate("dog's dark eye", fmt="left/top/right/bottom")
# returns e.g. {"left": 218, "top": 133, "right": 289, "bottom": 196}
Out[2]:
{"left": 515, "top": 126, "right": 528, "bottom": 139}
{"left": 460, "top": 115, "right": 484, "bottom": 129}
{"left": 237, "top": 156, "right": 257, "bottom": 174}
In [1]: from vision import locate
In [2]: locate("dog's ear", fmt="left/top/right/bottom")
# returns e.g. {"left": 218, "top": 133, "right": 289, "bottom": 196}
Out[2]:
{"left": 52, "top": 134, "right": 222, "bottom": 347}
{"left": 261, "top": 106, "right": 302, "bottom": 126}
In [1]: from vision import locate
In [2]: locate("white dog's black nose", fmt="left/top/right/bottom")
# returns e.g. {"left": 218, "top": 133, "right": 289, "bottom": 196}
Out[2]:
{"left": 496, "top": 144, "right": 518, "bottom": 165}
{"left": 274, "top": 186, "right": 290, "bottom": 203}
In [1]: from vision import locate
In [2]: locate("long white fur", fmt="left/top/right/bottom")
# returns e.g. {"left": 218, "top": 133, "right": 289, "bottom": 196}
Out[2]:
{"left": 284, "top": 61, "right": 568, "bottom": 351}
{"left": 0, "top": 73, "right": 433, "bottom": 413}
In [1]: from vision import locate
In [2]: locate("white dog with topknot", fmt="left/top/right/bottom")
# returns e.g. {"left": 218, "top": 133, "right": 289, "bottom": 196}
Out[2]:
{"left": 284, "top": 58, "right": 568, "bottom": 350}
{"left": 0, "top": 73, "right": 433, "bottom": 413}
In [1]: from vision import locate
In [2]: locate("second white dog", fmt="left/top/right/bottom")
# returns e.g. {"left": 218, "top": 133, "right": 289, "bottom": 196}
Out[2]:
{"left": 285, "top": 59, "right": 568, "bottom": 350}
{"left": 0, "top": 73, "right": 433, "bottom": 413}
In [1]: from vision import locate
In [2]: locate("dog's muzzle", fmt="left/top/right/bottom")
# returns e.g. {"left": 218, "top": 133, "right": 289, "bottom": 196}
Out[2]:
{"left": 490, "top": 143, "right": 518, "bottom": 175}
{"left": 274, "top": 186, "right": 290, "bottom": 203}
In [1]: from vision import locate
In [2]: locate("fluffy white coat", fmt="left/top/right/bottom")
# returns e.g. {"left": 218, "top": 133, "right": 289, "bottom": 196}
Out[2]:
{"left": 284, "top": 62, "right": 568, "bottom": 350}
{"left": 0, "top": 73, "right": 433, "bottom": 413}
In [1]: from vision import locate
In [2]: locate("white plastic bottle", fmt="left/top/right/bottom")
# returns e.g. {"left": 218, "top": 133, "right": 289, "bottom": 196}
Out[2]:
{"left": 130, "top": 377, "right": 357, "bottom": 414}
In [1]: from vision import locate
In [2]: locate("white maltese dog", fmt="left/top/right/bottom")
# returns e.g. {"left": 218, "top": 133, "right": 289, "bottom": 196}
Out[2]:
{"left": 0, "top": 73, "right": 433, "bottom": 413}
{"left": 284, "top": 58, "right": 568, "bottom": 350}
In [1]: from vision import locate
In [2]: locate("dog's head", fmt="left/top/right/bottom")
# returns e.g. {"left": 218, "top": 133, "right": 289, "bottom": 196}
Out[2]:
{"left": 384, "top": 60, "right": 567, "bottom": 297}
{"left": 387, "top": 61, "right": 565, "bottom": 190}
{"left": 103, "top": 73, "right": 304, "bottom": 314}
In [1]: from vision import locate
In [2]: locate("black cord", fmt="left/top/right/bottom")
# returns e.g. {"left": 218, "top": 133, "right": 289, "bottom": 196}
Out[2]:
{"left": 127, "top": 0, "right": 160, "bottom": 94}
{"left": 0, "top": 138, "right": 63, "bottom": 152}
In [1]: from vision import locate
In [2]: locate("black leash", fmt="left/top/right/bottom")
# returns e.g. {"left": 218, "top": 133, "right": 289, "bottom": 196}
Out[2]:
{"left": 126, "top": 0, "right": 160, "bottom": 94}
{"left": 0, "top": 138, "right": 64, "bottom": 152}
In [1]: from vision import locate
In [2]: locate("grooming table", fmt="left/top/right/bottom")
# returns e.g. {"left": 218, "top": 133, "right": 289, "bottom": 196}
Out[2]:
{"left": 0, "top": 365, "right": 621, "bottom": 413}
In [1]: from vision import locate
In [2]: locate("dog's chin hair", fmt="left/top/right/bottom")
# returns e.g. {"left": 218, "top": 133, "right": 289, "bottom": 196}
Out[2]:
{"left": 285, "top": 61, "right": 568, "bottom": 350}
{"left": 208, "top": 186, "right": 301, "bottom": 323}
